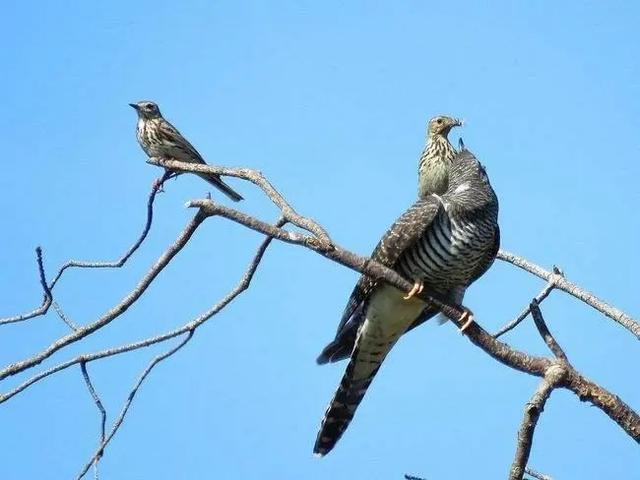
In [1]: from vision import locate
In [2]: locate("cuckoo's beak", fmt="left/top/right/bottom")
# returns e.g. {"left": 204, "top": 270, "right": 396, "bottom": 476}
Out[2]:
{"left": 129, "top": 103, "right": 139, "bottom": 111}
{"left": 454, "top": 118, "right": 464, "bottom": 127}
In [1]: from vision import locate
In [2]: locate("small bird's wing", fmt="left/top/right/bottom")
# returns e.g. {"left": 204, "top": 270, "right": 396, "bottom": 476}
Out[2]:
{"left": 156, "top": 119, "right": 207, "bottom": 163}
{"left": 157, "top": 120, "right": 244, "bottom": 202}
{"left": 316, "top": 198, "right": 443, "bottom": 364}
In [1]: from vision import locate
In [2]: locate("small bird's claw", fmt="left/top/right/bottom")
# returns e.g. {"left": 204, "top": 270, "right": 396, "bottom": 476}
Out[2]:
{"left": 153, "top": 177, "right": 166, "bottom": 193}
{"left": 404, "top": 279, "right": 424, "bottom": 300}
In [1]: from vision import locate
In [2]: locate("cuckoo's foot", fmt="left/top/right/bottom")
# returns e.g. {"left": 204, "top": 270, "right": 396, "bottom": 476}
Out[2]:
{"left": 403, "top": 279, "right": 424, "bottom": 300}
{"left": 458, "top": 308, "right": 475, "bottom": 333}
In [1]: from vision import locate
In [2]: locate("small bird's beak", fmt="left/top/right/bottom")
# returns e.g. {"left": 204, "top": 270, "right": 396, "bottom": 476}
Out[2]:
{"left": 454, "top": 118, "right": 464, "bottom": 127}
{"left": 129, "top": 103, "right": 139, "bottom": 111}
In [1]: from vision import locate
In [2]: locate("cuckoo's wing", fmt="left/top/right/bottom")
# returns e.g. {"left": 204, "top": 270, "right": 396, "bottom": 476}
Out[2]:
{"left": 469, "top": 225, "right": 500, "bottom": 283}
{"left": 316, "top": 197, "right": 443, "bottom": 364}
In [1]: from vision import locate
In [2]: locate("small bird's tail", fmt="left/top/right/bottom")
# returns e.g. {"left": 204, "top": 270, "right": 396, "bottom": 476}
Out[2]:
{"left": 199, "top": 173, "right": 244, "bottom": 202}
{"left": 314, "top": 329, "right": 396, "bottom": 456}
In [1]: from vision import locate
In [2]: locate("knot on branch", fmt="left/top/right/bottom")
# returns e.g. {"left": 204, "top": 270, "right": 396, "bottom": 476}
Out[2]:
{"left": 545, "top": 363, "right": 568, "bottom": 385}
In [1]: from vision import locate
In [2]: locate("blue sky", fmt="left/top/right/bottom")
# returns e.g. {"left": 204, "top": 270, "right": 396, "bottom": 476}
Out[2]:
{"left": 1, "top": 1, "right": 639, "bottom": 478}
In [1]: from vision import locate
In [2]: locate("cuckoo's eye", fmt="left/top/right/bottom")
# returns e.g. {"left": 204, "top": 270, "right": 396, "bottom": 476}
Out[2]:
{"left": 436, "top": 118, "right": 443, "bottom": 124}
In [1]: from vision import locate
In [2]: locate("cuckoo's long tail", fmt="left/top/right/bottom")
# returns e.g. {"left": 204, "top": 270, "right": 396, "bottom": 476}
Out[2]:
{"left": 313, "top": 327, "right": 397, "bottom": 456}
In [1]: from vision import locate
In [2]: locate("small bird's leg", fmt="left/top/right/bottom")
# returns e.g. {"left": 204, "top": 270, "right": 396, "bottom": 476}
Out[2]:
{"left": 458, "top": 308, "right": 475, "bottom": 333}
{"left": 152, "top": 170, "right": 175, "bottom": 193}
{"left": 403, "top": 278, "right": 424, "bottom": 300}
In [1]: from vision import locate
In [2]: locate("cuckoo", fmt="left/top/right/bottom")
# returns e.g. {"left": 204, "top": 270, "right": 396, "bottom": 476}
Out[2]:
{"left": 314, "top": 148, "right": 500, "bottom": 456}
{"left": 317, "top": 115, "right": 462, "bottom": 364}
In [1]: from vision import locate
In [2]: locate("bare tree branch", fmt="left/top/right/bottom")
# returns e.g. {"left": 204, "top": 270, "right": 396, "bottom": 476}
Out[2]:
{"left": 529, "top": 300, "right": 568, "bottom": 362}
{"left": 183, "top": 197, "right": 640, "bottom": 443}
{"left": 53, "top": 301, "right": 79, "bottom": 331}
{"left": 524, "top": 467, "right": 553, "bottom": 480}
{"left": 76, "top": 330, "right": 194, "bottom": 480}
{"left": 49, "top": 171, "right": 171, "bottom": 289}
{"left": 494, "top": 266, "right": 564, "bottom": 338}
{"left": 0, "top": 210, "right": 208, "bottom": 382}
{"left": 80, "top": 361, "right": 106, "bottom": 473}
{"left": 0, "top": 247, "right": 51, "bottom": 325}
{"left": 497, "top": 250, "right": 640, "bottom": 340}
{"left": 2, "top": 161, "right": 638, "bottom": 479}
{"left": 509, "top": 365, "right": 566, "bottom": 480}
{"left": 0, "top": 174, "right": 169, "bottom": 326}
{"left": 0, "top": 218, "right": 287, "bottom": 405}
{"left": 146, "top": 158, "right": 332, "bottom": 245}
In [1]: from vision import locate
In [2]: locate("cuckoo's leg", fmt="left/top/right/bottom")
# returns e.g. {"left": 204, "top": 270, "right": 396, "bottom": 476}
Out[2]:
{"left": 403, "top": 278, "right": 424, "bottom": 300}
{"left": 458, "top": 308, "right": 475, "bottom": 333}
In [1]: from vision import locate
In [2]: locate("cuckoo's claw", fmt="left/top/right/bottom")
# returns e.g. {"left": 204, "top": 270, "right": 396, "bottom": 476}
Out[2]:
{"left": 458, "top": 308, "right": 475, "bottom": 333}
{"left": 403, "top": 279, "right": 424, "bottom": 300}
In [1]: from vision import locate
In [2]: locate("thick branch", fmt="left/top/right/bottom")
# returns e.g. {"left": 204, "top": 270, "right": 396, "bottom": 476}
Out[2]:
{"left": 147, "top": 158, "right": 332, "bottom": 245}
{"left": 187, "top": 198, "right": 640, "bottom": 443}
{"left": 497, "top": 250, "right": 640, "bottom": 340}
{"left": 509, "top": 365, "right": 565, "bottom": 480}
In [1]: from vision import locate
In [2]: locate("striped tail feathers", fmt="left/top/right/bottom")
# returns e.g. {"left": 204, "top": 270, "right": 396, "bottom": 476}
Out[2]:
{"left": 316, "top": 333, "right": 355, "bottom": 365}
{"left": 314, "top": 325, "right": 397, "bottom": 456}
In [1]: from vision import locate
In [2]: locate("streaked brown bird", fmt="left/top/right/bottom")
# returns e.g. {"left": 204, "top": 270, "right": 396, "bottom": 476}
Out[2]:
{"left": 130, "top": 101, "right": 243, "bottom": 202}
{"left": 314, "top": 147, "right": 500, "bottom": 456}
{"left": 418, "top": 115, "right": 463, "bottom": 197}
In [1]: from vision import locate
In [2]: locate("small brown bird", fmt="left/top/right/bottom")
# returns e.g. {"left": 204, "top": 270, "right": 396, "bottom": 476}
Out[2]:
{"left": 417, "top": 115, "right": 463, "bottom": 197}
{"left": 130, "top": 101, "right": 243, "bottom": 202}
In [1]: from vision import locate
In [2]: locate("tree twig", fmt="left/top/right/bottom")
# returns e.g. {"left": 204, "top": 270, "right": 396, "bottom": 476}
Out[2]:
{"left": 80, "top": 362, "right": 106, "bottom": 468}
{"left": 49, "top": 171, "right": 171, "bottom": 289}
{"left": 146, "top": 158, "right": 332, "bottom": 245}
{"left": 0, "top": 247, "right": 51, "bottom": 325}
{"left": 497, "top": 250, "right": 640, "bottom": 340}
{"left": 524, "top": 467, "right": 553, "bottom": 480}
{"left": 0, "top": 174, "right": 169, "bottom": 326}
{"left": 53, "top": 301, "right": 79, "bottom": 331}
{"left": 509, "top": 365, "right": 565, "bottom": 480}
{"left": 494, "top": 266, "right": 564, "bottom": 338}
{"left": 529, "top": 299, "right": 568, "bottom": 362}
{"left": 0, "top": 218, "right": 287, "bottom": 405}
{"left": 76, "top": 330, "right": 194, "bottom": 480}
{"left": 0, "top": 210, "right": 207, "bottom": 382}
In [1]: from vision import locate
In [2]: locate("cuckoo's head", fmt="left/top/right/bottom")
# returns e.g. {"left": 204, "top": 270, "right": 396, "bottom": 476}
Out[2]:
{"left": 427, "top": 115, "right": 463, "bottom": 138}
{"left": 129, "top": 101, "right": 162, "bottom": 119}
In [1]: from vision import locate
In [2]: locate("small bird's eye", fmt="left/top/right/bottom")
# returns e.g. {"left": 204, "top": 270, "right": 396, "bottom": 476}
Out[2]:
{"left": 436, "top": 118, "right": 443, "bottom": 124}
{"left": 146, "top": 104, "right": 155, "bottom": 110}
